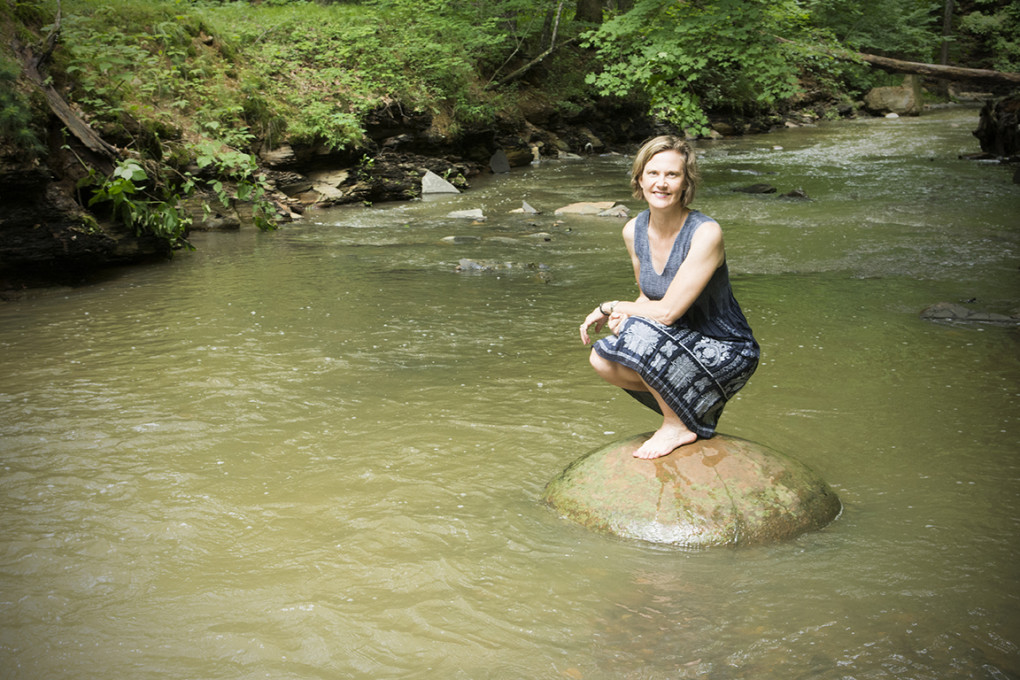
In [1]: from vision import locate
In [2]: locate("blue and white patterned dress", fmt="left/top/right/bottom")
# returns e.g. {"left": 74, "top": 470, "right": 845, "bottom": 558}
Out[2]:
{"left": 593, "top": 209, "right": 759, "bottom": 438}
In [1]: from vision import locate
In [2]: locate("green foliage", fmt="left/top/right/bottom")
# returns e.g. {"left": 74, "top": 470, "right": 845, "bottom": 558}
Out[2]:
{"left": 583, "top": 0, "right": 803, "bottom": 134}
{"left": 84, "top": 158, "right": 194, "bottom": 247}
{"left": 356, "top": 153, "right": 374, "bottom": 181}
{"left": 802, "top": 0, "right": 941, "bottom": 60}
{"left": 191, "top": 141, "right": 277, "bottom": 231}
{"left": 34, "top": 0, "right": 283, "bottom": 246}
{"left": 43, "top": 0, "right": 580, "bottom": 154}
{"left": 0, "top": 57, "right": 45, "bottom": 156}
{"left": 80, "top": 143, "right": 278, "bottom": 246}
{"left": 195, "top": 0, "right": 534, "bottom": 147}
{"left": 59, "top": 16, "right": 158, "bottom": 122}
{"left": 956, "top": 0, "right": 1020, "bottom": 71}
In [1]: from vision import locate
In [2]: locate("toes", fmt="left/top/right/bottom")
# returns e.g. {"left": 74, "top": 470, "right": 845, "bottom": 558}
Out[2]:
{"left": 632, "top": 430, "right": 697, "bottom": 459}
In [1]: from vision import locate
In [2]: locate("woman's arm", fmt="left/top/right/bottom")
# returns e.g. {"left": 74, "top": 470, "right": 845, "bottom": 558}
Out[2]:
{"left": 622, "top": 218, "right": 651, "bottom": 304}
{"left": 580, "top": 218, "right": 648, "bottom": 344}
{"left": 613, "top": 221, "right": 725, "bottom": 327}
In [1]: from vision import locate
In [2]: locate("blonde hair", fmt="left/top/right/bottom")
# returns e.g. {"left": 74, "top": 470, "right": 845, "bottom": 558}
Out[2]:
{"left": 629, "top": 135, "right": 700, "bottom": 206}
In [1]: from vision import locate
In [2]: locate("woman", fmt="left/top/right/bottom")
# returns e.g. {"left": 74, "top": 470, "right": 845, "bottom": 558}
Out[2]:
{"left": 579, "top": 135, "right": 759, "bottom": 459}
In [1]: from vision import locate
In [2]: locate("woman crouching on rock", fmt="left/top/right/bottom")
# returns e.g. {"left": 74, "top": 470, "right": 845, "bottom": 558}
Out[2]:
{"left": 579, "top": 135, "right": 759, "bottom": 460}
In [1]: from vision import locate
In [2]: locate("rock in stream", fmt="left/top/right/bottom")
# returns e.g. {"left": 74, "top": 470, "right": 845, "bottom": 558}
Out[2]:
{"left": 544, "top": 433, "right": 841, "bottom": 548}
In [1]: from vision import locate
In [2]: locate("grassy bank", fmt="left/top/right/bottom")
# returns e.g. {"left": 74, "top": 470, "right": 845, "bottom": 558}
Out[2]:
{"left": 1, "top": 0, "right": 599, "bottom": 250}
{"left": 6, "top": 0, "right": 582, "bottom": 156}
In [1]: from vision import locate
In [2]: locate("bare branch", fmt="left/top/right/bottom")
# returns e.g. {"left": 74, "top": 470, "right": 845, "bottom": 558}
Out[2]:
{"left": 488, "top": 1, "right": 573, "bottom": 90}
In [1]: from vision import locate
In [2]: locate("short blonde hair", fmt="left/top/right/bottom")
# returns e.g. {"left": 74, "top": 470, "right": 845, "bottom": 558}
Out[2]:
{"left": 629, "top": 135, "right": 699, "bottom": 206}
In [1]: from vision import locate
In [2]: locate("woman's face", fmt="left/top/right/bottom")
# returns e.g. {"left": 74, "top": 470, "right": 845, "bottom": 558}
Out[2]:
{"left": 639, "top": 150, "right": 686, "bottom": 210}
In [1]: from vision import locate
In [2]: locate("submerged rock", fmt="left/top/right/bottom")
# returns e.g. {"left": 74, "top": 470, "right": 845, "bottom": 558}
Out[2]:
{"left": 781, "top": 188, "right": 810, "bottom": 200}
{"left": 456, "top": 258, "right": 549, "bottom": 272}
{"left": 920, "top": 301, "right": 1019, "bottom": 324}
{"left": 732, "top": 183, "right": 777, "bottom": 194}
{"left": 544, "top": 433, "right": 841, "bottom": 548}
{"left": 456, "top": 258, "right": 552, "bottom": 282}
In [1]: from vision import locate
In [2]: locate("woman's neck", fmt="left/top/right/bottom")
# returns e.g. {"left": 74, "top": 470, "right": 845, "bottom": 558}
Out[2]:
{"left": 647, "top": 205, "right": 688, "bottom": 235}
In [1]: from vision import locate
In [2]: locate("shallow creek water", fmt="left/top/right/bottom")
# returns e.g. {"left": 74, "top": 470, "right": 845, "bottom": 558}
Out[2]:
{"left": 1, "top": 108, "right": 1018, "bottom": 679}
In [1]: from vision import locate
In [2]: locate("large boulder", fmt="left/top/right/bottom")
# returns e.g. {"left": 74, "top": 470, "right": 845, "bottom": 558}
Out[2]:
{"left": 863, "top": 75, "right": 923, "bottom": 116}
{"left": 544, "top": 433, "right": 841, "bottom": 548}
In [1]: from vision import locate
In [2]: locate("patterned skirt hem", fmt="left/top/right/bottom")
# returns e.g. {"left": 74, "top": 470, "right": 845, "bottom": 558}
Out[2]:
{"left": 592, "top": 317, "right": 757, "bottom": 439}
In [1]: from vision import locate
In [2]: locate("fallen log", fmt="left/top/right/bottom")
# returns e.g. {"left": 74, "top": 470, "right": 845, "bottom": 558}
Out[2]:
{"left": 854, "top": 51, "right": 1020, "bottom": 87}
{"left": 775, "top": 37, "right": 1020, "bottom": 88}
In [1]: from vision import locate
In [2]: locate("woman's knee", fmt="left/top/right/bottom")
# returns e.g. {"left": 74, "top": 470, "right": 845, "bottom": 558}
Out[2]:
{"left": 589, "top": 350, "right": 643, "bottom": 389}
{"left": 589, "top": 349, "right": 612, "bottom": 377}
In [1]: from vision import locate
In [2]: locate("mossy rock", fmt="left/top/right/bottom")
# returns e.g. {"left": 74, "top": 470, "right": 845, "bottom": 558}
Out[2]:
{"left": 544, "top": 433, "right": 841, "bottom": 548}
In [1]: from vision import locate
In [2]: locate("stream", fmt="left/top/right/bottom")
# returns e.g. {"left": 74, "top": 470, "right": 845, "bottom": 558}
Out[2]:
{"left": 1, "top": 107, "right": 1017, "bottom": 679}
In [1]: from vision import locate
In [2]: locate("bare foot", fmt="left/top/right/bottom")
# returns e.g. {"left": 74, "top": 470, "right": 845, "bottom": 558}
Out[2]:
{"left": 633, "top": 423, "right": 698, "bottom": 459}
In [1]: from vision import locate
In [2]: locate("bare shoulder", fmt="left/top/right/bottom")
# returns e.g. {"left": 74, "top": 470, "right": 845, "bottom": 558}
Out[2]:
{"left": 692, "top": 218, "right": 723, "bottom": 245}
{"left": 623, "top": 216, "right": 638, "bottom": 237}
{"left": 690, "top": 218, "right": 725, "bottom": 265}
{"left": 622, "top": 216, "right": 638, "bottom": 243}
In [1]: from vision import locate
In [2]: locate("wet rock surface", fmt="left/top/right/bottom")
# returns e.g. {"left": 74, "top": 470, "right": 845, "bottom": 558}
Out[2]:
{"left": 863, "top": 75, "right": 924, "bottom": 117}
{"left": 544, "top": 433, "right": 841, "bottom": 548}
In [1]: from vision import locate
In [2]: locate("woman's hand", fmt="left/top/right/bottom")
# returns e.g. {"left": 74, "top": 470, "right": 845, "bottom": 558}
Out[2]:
{"left": 579, "top": 307, "right": 608, "bottom": 345}
{"left": 607, "top": 310, "right": 630, "bottom": 336}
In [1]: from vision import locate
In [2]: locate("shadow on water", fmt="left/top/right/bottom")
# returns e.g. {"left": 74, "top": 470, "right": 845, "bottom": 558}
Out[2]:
{"left": 0, "top": 108, "right": 1017, "bottom": 679}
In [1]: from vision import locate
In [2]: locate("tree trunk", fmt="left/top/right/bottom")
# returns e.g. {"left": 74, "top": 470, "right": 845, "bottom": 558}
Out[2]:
{"left": 489, "top": 1, "right": 575, "bottom": 89}
{"left": 940, "top": 0, "right": 954, "bottom": 66}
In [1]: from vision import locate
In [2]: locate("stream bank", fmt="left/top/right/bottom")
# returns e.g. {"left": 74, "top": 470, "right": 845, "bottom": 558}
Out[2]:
{"left": 2, "top": 83, "right": 1015, "bottom": 294}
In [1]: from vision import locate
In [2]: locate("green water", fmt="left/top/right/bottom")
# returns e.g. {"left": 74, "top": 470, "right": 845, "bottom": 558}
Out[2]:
{"left": 1, "top": 108, "right": 1017, "bottom": 679}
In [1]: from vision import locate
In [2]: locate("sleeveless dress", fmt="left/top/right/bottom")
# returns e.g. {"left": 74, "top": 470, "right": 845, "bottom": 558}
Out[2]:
{"left": 592, "top": 209, "right": 759, "bottom": 438}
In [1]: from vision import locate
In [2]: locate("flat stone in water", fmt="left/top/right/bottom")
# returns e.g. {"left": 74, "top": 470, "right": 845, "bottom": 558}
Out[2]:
{"left": 422, "top": 169, "right": 460, "bottom": 194}
{"left": 544, "top": 433, "right": 841, "bottom": 548}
